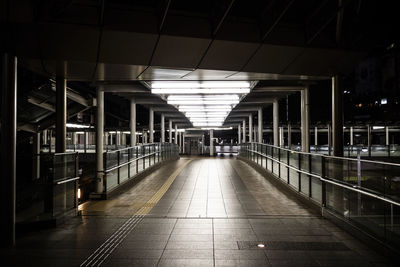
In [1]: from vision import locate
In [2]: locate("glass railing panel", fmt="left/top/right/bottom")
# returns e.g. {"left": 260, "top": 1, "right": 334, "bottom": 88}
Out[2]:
{"left": 280, "top": 165, "right": 287, "bottom": 181}
{"left": 310, "top": 155, "right": 322, "bottom": 175}
{"left": 300, "top": 173, "right": 309, "bottom": 194}
{"left": 310, "top": 177, "right": 322, "bottom": 203}
{"left": 106, "top": 170, "right": 119, "bottom": 191}
{"left": 120, "top": 165, "right": 129, "bottom": 183}
{"left": 289, "top": 151, "right": 299, "bottom": 169}
{"left": 300, "top": 154, "right": 309, "bottom": 172}
{"left": 119, "top": 149, "right": 129, "bottom": 164}
{"left": 326, "top": 182, "right": 347, "bottom": 216}
{"left": 106, "top": 151, "right": 118, "bottom": 169}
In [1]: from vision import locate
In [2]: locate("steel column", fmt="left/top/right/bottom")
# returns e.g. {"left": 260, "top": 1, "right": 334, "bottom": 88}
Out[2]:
{"left": 169, "top": 120, "right": 173, "bottom": 143}
{"left": 273, "top": 98, "right": 279, "bottom": 146}
{"left": 210, "top": 129, "right": 214, "bottom": 156}
{"left": 301, "top": 87, "right": 310, "bottom": 152}
{"left": 175, "top": 124, "right": 178, "bottom": 144}
{"left": 130, "top": 99, "right": 136, "bottom": 146}
{"left": 1, "top": 54, "right": 17, "bottom": 247}
{"left": 96, "top": 87, "right": 104, "bottom": 193}
{"left": 258, "top": 107, "right": 263, "bottom": 143}
{"left": 242, "top": 119, "right": 246, "bottom": 143}
{"left": 56, "top": 75, "right": 66, "bottom": 153}
{"left": 161, "top": 113, "right": 165, "bottom": 143}
{"left": 249, "top": 115, "right": 253, "bottom": 143}
{"left": 149, "top": 107, "right": 154, "bottom": 143}
{"left": 332, "top": 76, "right": 344, "bottom": 156}
{"left": 238, "top": 124, "right": 241, "bottom": 144}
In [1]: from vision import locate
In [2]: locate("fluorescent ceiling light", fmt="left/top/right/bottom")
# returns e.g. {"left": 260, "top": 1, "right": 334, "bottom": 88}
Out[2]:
{"left": 201, "top": 127, "right": 233, "bottom": 130}
{"left": 169, "top": 100, "right": 239, "bottom": 105}
{"left": 185, "top": 113, "right": 228, "bottom": 117}
{"left": 178, "top": 106, "right": 232, "bottom": 111}
{"left": 152, "top": 88, "right": 250, "bottom": 94}
{"left": 151, "top": 81, "right": 251, "bottom": 88}
{"left": 372, "top": 126, "right": 384, "bottom": 130}
{"left": 168, "top": 95, "right": 239, "bottom": 101}
{"left": 66, "top": 123, "right": 92, "bottom": 128}
{"left": 190, "top": 118, "right": 225, "bottom": 122}
{"left": 193, "top": 122, "right": 223, "bottom": 127}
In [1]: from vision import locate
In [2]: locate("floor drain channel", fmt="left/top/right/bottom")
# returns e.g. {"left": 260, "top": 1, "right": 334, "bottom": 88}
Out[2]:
{"left": 80, "top": 215, "right": 144, "bottom": 267}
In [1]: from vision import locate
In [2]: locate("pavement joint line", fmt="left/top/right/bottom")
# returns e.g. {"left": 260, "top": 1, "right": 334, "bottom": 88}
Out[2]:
{"left": 80, "top": 159, "right": 192, "bottom": 267}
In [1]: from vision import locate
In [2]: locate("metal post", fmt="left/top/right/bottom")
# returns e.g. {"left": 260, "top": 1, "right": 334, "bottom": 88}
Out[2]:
{"left": 258, "top": 107, "right": 263, "bottom": 143}
{"left": 350, "top": 126, "right": 354, "bottom": 154}
{"left": 242, "top": 119, "right": 246, "bottom": 143}
{"left": 386, "top": 126, "right": 390, "bottom": 157}
{"left": 56, "top": 70, "right": 66, "bottom": 153}
{"left": 301, "top": 86, "right": 310, "bottom": 152}
{"left": 273, "top": 98, "right": 279, "bottom": 146}
{"left": 367, "top": 125, "right": 371, "bottom": 157}
{"left": 332, "top": 75, "right": 343, "bottom": 156}
{"left": 249, "top": 114, "right": 253, "bottom": 143}
{"left": 149, "top": 107, "right": 154, "bottom": 143}
{"left": 314, "top": 126, "right": 318, "bottom": 151}
{"left": 169, "top": 120, "right": 173, "bottom": 143}
{"left": 328, "top": 124, "right": 332, "bottom": 156}
{"left": 288, "top": 123, "right": 291, "bottom": 149}
{"left": 1, "top": 54, "right": 17, "bottom": 247}
{"left": 96, "top": 87, "right": 104, "bottom": 193}
{"left": 182, "top": 132, "right": 185, "bottom": 154}
{"left": 210, "top": 129, "right": 214, "bottom": 156}
{"left": 161, "top": 113, "right": 165, "bottom": 143}
{"left": 32, "top": 133, "right": 40, "bottom": 180}
{"left": 130, "top": 99, "right": 136, "bottom": 146}
{"left": 84, "top": 131, "right": 87, "bottom": 153}
{"left": 175, "top": 124, "right": 178, "bottom": 144}
{"left": 238, "top": 124, "right": 241, "bottom": 144}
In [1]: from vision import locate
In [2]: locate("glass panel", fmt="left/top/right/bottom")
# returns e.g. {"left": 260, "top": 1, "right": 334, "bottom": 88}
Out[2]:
{"left": 310, "top": 177, "right": 322, "bottom": 203}
{"left": 280, "top": 165, "right": 287, "bottom": 181}
{"left": 120, "top": 165, "right": 129, "bottom": 183}
{"left": 106, "top": 170, "right": 119, "bottom": 191}
{"left": 289, "top": 169, "right": 299, "bottom": 189}
{"left": 300, "top": 173, "right": 309, "bottom": 195}
{"left": 311, "top": 155, "right": 322, "bottom": 175}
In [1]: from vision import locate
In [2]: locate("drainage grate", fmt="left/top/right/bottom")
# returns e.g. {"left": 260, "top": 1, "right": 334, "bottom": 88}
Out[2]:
{"left": 237, "top": 241, "right": 349, "bottom": 251}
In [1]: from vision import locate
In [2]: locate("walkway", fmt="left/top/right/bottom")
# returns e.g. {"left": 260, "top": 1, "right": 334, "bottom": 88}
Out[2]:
{"left": 1, "top": 158, "right": 392, "bottom": 266}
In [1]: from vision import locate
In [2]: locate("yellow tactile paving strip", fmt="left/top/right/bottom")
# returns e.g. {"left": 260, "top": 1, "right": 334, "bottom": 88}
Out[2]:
{"left": 135, "top": 159, "right": 193, "bottom": 215}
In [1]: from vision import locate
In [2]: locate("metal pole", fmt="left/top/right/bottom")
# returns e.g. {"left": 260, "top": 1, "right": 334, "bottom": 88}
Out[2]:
{"left": 174, "top": 124, "right": 178, "bottom": 144}
{"left": 149, "top": 107, "right": 154, "bottom": 143}
{"left": 332, "top": 75, "right": 344, "bottom": 156}
{"left": 328, "top": 124, "right": 331, "bottom": 156}
{"left": 367, "top": 125, "right": 371, "bottom": 157}
{"left": 238, "top": 124, "right": 241, "bottom": 144}
{"left": 182, "top": 132, "right": 185, "bottom": 154}
{"left": 210, "top": 129, "right": 214, "bottom": 156}
{"left": 1, "top": 54, "right": 17, "bottom": 246}
{"left": 169, "top": 120, "right": 173, "bottom": 143}
{"left": 56, "top": 70, "right": 66, "bottom": 153}
{"left": 161, "top": 113, "right": 165, "bottom": 143}
{"left": 301, "top": 87, "right": 310, "bottom": 152}
{"left": 314, "top": 126, "right": 318, "bottom": 149}
{"left": 386, "top": 126, "right": 390, "bottom": 157}
{"left": 32, "top": 133, "right": 40, "bottom": 180}
{"left": 273, "top": 98, "right": 279, "bottom": 146}
{"left": 258, "top": 107, "right": 263, "bottom": 143}
{"left": 249, "top": 115, "right": 253, "bottom": 143}
{"left": 242, "top": 119, "right": 246, "bottom": 143}
{"left": 130, "top": 99, "right": 136, "bottom": 146}
{"left": 96, "top": 87, "right": 104, "bottom": 193}
{"left": 288, "top": 123, "right": 291, "bottom": 149}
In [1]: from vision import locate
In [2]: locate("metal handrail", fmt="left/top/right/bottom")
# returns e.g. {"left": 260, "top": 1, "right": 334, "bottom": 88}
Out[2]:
{"left": 104, "top": 151, "right": 159, "bottom": 173}
{"left": 245, "top": 147, "right": 400, "bottom": 207}
{"left": 247, "top": 142, "right": 400, "bottom": 167}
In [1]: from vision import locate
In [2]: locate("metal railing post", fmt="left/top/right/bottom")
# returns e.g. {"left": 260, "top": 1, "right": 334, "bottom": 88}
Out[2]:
{"left": 298, "top": 153, "right": 301, "bottom": 190}
{"left": 321, "top": 156, "right": 326, "bottom": 208}
{"left": 117, "top": 151, "right": 120, "bottom": 185}
{"left": 287, "top": 150, "right": 290, "bottom": 184}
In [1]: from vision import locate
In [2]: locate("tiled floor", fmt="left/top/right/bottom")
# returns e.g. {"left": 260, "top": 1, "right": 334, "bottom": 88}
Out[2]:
{"left": 1, "top": 157, "right": 395, "bottom": 266}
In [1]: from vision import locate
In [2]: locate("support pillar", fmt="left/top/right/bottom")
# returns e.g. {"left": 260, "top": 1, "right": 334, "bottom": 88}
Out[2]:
{"left": 182, "top": 132, "right": 186, "bottom": 154}
{"left": 32, "top": 133, "right": 40, "bottom": 180}
{"left": 238, "top": 124, "right": 241, "bottom": 144}
{"left": 249, "top": 115, "right": 253, "bottom": 143}
{"left": 301, "top": 87, "right": 310, "bottom": 152}
{"left": 367, "top": 125, "right": 371, "bottom": 157}
{"left": 0, "top": 54, "right": 17, "bottom": 246}
{"left": 161, "top": 114, "right": 165, "bottom": 143}
{"left": 149, "top": 108, "right": 154, "bottom": 143}
{"left": 258, "top": 108, "right": 263, "bottom": 143}
{"left": 169, "top": 120, "right": 173, "bottom": 143}
{"left": 279, "top": 127, "right": 284, "bottom": 147}
{"left": 130, "top": 99, "right": 136, "bottom": 146}
{"left": 202, "top": 135, "right": 205, "bottom": 154}
{"left": 56, "top": 72, "right": 66, "bottom": 153}
{"left": 273, "top": 98, "right": 279, "bottom": 146}
{"left": 314, "top": 126, "right": 318, "bottom": 149}
{"left": 332, "top": 76, "right": 343, "bottom": 156}
{"left": 210, "top": 129, "right": 214, "bottom": 156}
{"left": 96, "top": 87, "right": 104, "bottom": 193}
{"left": 175, "top": 124, "right": 178, "bottom": 144}
{"left": 350, "top": 127, "right": 354, "bottom": 146}
{"left": 242, "top": 119, "right": 246, "bottom": 143}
